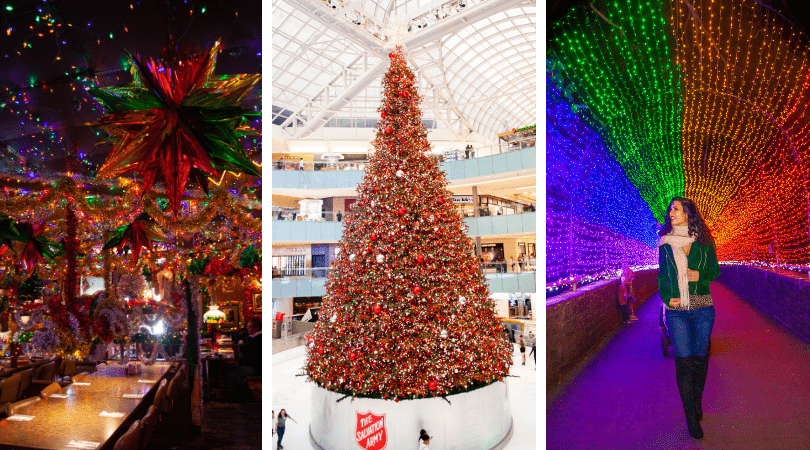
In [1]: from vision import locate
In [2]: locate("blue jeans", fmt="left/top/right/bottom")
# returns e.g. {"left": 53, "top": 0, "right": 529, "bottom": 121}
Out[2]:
{"left": 665, "top": 306, "right": 715, "bottom": 357}
{"left": 278, "top": 425, "right": 285, "bottom": 446}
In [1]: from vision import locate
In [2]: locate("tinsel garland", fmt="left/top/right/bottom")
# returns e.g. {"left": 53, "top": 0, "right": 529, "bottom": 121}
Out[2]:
{"left": 0, "top": 177, "right": 261, "bottom": 239}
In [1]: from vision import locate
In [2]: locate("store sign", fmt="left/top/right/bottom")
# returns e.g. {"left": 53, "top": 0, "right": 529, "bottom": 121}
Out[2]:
{"left": 273, "top": 246, "right": 308, "bottom": 256}
{"left": 355, "top": 411, "right": 387, "bottom": 450}
{"left": 452, "top": 196, "right": 472, "bottom": 203}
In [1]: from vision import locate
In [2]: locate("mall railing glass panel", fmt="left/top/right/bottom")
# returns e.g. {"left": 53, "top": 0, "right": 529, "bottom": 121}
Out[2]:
{"left": 271, "top": 212, "right": 536, "bottom": 243}
{"left": 270, "top": 265, "right": 536, "bottom": 298}
{"left": 272, "top": 219, "right": 344, "bottom": 242}
{"left": 272, "top": 146, "right": 536, "bottom": 190}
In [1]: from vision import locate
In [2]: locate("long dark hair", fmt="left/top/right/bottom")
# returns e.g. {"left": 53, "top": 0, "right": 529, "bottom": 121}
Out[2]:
{"left": 659, "top": 197, "right": 714, "bottom": 246}
{"left": 279, "top": 409, "right": 287, "bottom": 418}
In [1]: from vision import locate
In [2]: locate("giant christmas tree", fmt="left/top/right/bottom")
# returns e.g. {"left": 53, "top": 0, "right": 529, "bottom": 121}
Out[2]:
{"left": 305, "top": 47, "right": 512, "bottom": 401}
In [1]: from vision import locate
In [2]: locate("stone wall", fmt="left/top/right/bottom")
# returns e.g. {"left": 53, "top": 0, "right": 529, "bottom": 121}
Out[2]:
{"left": 717, "top": 265, "right": 810, "bottom": 343}
{"left": 546, "top": 270, "right": 659, "bottom": 394}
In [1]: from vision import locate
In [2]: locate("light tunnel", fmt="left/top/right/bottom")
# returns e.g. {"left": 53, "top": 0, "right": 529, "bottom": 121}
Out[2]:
{"left": 547, "top": 0, "right": 810, "bottom": 287}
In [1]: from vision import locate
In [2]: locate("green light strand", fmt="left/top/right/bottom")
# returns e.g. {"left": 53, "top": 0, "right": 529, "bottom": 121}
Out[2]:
{"left": 550, "top": 0, "right": 684, "bottom": 221}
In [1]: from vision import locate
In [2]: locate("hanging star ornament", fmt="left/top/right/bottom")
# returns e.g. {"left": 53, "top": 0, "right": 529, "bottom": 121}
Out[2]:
{"left": 102, "top": 213, "right": 168, "bottom": 264}
{"left": 0, "top": 213, "right": 25, "bottom": 256}
{"left": 15, "top": 221, "right": 64, "bottom": 271}
{"left": 382, "top": 16, "right": 410, "bottom": 49}
{"left": 89, "top": 37, "right": 261, "bottom": 214}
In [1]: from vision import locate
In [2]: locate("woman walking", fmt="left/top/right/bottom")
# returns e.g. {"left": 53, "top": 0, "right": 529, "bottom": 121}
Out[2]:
{"left": 657, "top": 197, "right": 720, "bottom": 439}
{"left": 275, "top": 409, "right": 297, "bottom": 449}
{"left": 519, "top": 336, "right": 526, "bottom": 365}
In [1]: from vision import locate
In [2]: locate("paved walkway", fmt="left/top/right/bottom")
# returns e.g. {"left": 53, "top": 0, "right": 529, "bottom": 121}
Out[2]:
{"left": 547, "top": 281, "right": 810, "bottom": 449}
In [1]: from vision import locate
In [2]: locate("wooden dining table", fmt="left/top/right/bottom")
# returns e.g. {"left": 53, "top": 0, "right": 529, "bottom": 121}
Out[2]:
{"left": 0, "top": 362, "right": 172, "bottom": 450}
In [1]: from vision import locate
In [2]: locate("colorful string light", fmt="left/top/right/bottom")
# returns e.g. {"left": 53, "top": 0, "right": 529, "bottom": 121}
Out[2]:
{"left": 549, "top": 0, "right": 810, "bottom": 280}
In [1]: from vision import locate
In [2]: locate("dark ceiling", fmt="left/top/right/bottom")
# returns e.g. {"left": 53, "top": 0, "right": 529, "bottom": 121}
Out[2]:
{"left": 0, "top": 0, "right": 261, "bottom": 182}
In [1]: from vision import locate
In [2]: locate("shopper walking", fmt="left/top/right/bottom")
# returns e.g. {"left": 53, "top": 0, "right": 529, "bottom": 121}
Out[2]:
{"left": 418, "top": 430, "right": 431, "bottom": 449}
{"left": 527, "top": 331, "right": 536, "bottom": 363}
{"left": 299, "top": 158, "right": 304, "bottom": 170}
{"left": 519, "top": 336, "right": 526, "bottom": 365}
{"left": 275, "top": 409, "right": 297, "bottom": 449}
{"left": 657, "top": 197, "right": 720, "bottom": 440}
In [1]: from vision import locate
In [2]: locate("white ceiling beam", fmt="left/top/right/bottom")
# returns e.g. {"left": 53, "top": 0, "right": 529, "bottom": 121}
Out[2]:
{"left": 406, "top": 0, "right": 531, "bottom": 53}
{"left": 281, "top": 0, "right": 386, "bottom": 56}
{"left": 292, "top": 59, "right": 390, "bottom": 138}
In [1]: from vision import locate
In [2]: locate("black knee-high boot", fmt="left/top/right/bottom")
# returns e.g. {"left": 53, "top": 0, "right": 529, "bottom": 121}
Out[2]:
{"left": 692, "top": 355, "right": 710, "bottom": 421}
{"left": 675, "top": 357, "right": 703, "bottom": 439}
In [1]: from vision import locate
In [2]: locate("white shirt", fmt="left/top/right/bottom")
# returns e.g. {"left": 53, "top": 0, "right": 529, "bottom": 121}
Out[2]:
{"left": 419, "top": 442, "right": 430, "bottom": 450}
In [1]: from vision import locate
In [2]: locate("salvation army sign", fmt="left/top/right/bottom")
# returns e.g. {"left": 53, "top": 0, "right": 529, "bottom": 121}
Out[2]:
{"left": 310, "top": 382, "right": 512, "bottom": 450}
{"left": 356, "top": 411, "right": 387, "bottom": 450}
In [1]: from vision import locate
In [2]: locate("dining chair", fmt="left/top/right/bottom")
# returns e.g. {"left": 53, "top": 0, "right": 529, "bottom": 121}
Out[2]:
{"left": 72, "top": 372, "right": 90, "bottom": 382}
{"left": 152, "top": 379, "right": 168, "bottom": 414}
{"left": 38, "top": 382, "right": 62, "bottom": 399}
{"left": 0, "top": 373, "right": 21, "bottom": 416}
{"left": 138, "top": 405, "right": 158, "bottom": 450}
{"left": 8, "top": 396, "right": 40, "bottom": 415}
{"left": 35, "top": 361, "right": 56, "bottom": 381}
{"left": 113, "top": 420, "right": 141, "bottom": 450}
{"left": 16, "top": 368, "right": 33, "bottom": 401}
{"left": 59, "top": 359, "right": 77, "bottom": 382}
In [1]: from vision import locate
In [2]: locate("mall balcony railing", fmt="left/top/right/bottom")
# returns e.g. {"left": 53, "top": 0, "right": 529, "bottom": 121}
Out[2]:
{"left": 271, "top": 146, "right": 536, "bottom": 190}
{"left": 271, "top": 143, "right": 534, "bottom": 172}
{"left": 271, "top": 207, "right": 536, "bottom": 222}
{"left": 271, "top": 210, "right": 536, "bottom": 242}
{"left": 270, "top": 262, "right": 537, "bottom": 298}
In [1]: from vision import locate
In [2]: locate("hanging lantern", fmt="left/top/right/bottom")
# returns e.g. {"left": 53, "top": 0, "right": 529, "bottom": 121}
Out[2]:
{"left": 203, "top": 305, "right": 226, "bottom": 324}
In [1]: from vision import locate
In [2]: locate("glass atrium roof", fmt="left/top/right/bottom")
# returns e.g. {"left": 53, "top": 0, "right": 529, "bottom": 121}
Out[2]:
{"left": 272, "top": 0, "right": 536, "bottom": 142}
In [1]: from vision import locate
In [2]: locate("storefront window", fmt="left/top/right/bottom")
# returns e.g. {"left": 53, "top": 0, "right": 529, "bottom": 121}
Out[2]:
{"left": 272, "top": 255, "right": 306, "bottom": 276}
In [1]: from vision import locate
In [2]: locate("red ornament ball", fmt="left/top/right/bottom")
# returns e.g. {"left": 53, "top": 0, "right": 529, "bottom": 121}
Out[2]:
{"left": 438, "top": 197, "right": 446, "bottom": 204}
{"left": 512, "top": 128, "right": 516, "bottom": 132}
{"left": 373, "top": 303, "right": 382, "bottom": 314}
{"left": 381, "top": 111, "right": 387, "bottom": 119}
{"left": 349, "top": 351, "right": 358, "bottom": 361}
{"left": 397, "top": 206, "right": 407, "bottom": 215}
{"left": 389, "top": 52, "right": 396, "bottom": 59}
{"left": 385, "top": 126, "right": 393, "bottom": 135}
{"left": 402, "top": 91, "right": 410, "bottom": 98}
{"left": 413, "top": 286, "right": 422, "bottom": 295}
{"left": 428, "top": 380, "right": 438, "bottom": 391}
{"left": 370, "top": 233, "right": 378, "bottom": 241}
{"left": 317, "top": 346, "right": 324, "bottom": 355}
{"left": 416, "top": 255, "right": 425, "bottom": 263}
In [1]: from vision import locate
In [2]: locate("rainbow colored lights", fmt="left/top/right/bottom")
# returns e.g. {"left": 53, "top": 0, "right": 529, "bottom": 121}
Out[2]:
{"left": 549, "top": 0, "right": 810, "bottom": 284}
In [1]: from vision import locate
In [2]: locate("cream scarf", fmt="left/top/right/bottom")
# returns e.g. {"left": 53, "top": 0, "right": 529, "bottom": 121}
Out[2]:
{"left": 657, "top": 225, "right": 696, "bottom": 309}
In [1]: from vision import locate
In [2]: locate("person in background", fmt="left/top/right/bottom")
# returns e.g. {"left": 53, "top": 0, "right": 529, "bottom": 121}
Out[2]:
{"left": 527, "top": 331, "right": 536, "bottom": 364}
{"left": 465, "top": 145, "right": 470, "bottom": 159}
{"left": 275, "top": 409, "right": 297, "bottom": 449}
{"left": 227, "top": 317, "right": 262, "bottom": 402}
{"left": 418, "top": 430, "right": 431, "bottom": 449}
{"left": 299, "top": 158, "right": 304, "bottom": 170}
{"left": 519, "top": 335, "right": 526, "bottom": 365}
{"left": 336, "top": 211, "right": 343, "bottom": 222}
{"left": 618, "top": 282, "right": 634, "bottom": 324}
{"left": 621, "top": 265, "right": 638, "bottom": 320}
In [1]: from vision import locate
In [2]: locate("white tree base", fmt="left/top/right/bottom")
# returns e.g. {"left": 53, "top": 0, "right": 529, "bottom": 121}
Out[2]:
{"left": 309, "top": 380, "right": 512, "bottom": 450}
